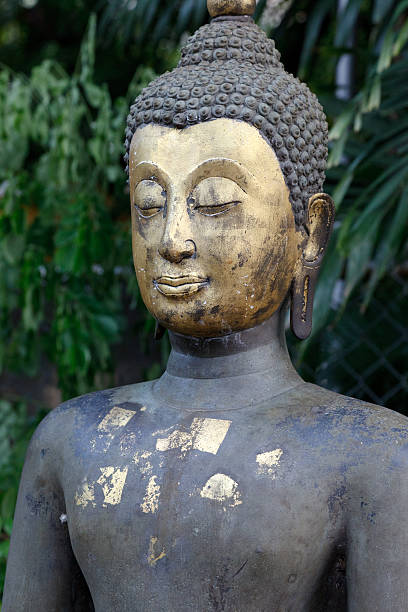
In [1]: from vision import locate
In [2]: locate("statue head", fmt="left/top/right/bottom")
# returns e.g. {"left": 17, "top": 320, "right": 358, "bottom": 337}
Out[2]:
{"left": 125, "top": 0, "right": 334, "bottom": 340}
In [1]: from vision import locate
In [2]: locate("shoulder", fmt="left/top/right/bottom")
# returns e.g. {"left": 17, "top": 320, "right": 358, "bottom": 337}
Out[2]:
{"left": 301, "top": 383, "right": 408, "bottom": 473}
{"left": 30, "top": 387, "right": 113, "bottom": 447}
{"left": 278, "top": 382, "right": 408, "bottom": 464}
{"left": 291, "top": 382, "right": 408, "bottom": 439}
{"left": 28, "top": 380, "right": 155, "bottom": 461}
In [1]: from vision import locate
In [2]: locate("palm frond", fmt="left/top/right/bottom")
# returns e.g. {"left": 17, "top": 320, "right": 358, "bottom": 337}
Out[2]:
{"left": 280, "top": 0, "right": 408, "bottom": 333}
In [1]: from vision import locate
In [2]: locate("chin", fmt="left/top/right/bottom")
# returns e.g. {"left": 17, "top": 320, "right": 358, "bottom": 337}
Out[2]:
{"left": 150, "top": 301, "right": 279, "bottom": 339}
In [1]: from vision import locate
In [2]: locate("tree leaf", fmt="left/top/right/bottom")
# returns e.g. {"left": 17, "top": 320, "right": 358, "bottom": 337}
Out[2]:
{"left": 364, "top": 187, "right": 408, "bottom": 303}
{"left": 335, "top": 0, "right": 364, "bottom": 48}
{"left": 299, "top": 0, "right": 333, "bottom": 77}
{"left": 373, "top": 0, "right": 395, "bottom": 23}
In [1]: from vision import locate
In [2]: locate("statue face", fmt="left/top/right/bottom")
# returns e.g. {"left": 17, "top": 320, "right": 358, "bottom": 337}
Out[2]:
{"left": 129, "top": 118, "right": 300, "bottom": 337}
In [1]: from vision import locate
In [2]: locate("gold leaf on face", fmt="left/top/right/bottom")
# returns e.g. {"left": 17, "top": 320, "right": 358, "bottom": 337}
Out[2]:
{"left": 129, "top": 120, "right": 299, "bottom": 338}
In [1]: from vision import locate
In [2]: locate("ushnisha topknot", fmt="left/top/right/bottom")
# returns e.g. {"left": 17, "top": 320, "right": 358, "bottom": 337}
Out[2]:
{"left": 207, "top": 0, "right": 256, "bottom": 17}
{"left": 125, "top": 4, "right": 328, "bottom": 230}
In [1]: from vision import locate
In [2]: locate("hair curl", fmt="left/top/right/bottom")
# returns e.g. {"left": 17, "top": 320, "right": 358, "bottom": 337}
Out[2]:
{"left": 125, "top": 17, "right": 328, "bottom": 229}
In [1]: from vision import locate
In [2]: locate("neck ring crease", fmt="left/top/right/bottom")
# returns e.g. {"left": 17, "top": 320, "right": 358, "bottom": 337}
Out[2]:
{"left": 152, "top": 307, "right": 304, "bottom": 412}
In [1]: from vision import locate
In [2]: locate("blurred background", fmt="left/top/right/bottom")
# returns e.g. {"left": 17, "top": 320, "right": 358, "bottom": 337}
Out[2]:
{"left": 0, "top": 0, "right": 407, "bottom": 599}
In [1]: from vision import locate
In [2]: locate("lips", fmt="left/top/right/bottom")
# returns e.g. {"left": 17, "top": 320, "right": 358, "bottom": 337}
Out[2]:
{"left": 154, "top": 275, "right": 209, "bottom": 297}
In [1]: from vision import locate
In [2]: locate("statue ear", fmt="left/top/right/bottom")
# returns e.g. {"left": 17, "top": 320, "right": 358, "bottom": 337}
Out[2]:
{"left": 290, "top": 193, "right": 335, "bottom": 340}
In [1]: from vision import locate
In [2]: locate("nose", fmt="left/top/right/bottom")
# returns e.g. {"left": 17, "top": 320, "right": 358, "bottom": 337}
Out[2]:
{"left": 159, "top": 237, "right": 196, "bottom": 263}
{"left": 158, "top": 194, "right": 196, "bottom": 263}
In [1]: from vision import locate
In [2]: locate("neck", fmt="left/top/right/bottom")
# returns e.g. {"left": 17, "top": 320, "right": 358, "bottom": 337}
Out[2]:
{"left": 152, "top": 306, "right": 303, "bottom": 412}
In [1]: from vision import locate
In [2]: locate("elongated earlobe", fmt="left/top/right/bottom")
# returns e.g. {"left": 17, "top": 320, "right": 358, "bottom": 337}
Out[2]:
{"left": 290, "top": 193, "right": 335, "bottom": 340}
{"left": 290, "top": 263, "right": 320, "bottom": 340}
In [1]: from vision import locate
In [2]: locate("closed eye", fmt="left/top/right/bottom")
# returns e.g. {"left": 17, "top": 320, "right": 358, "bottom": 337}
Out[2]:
{"left": 134, "top": 204, "right": 163, "bottom": 219}
{"left": 196, "top": 201, "right": 241, "bottom": 217}
{"left": 133, "top": 179, "right": 166, "bottom": 219}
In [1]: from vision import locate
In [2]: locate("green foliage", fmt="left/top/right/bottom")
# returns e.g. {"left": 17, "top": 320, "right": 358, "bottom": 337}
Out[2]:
{"left": 99, "top": 0, "right": 208, "bottom": 48}
{"left": 0, "top": 0, "right": 187, "bottom": 100}
{"left": 0, "top": 16, "right": 158, "bottom": 399}
{"left": 278, "top": 0, "right": 408, "bottom": 339}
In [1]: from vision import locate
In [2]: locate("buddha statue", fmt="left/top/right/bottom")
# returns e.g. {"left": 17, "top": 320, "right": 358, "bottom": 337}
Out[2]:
{"left": 4, "top": 1, "right": 408, "bottom": 610}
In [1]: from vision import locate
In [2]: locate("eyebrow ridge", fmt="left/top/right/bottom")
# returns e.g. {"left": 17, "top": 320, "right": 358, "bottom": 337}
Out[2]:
{"left": 132, "top": 158, "right": 256, "bottom": 193}
{"left": 190, "top": 158, "right": 255, "bottom": 185}
{"left": 132, "top": 161, "right": 170, "bottom": 186}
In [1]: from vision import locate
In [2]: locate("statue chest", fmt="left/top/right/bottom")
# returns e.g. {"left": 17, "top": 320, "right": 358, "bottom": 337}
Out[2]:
{"left": 64, "top": 409, "right": 346, "bottom": 611}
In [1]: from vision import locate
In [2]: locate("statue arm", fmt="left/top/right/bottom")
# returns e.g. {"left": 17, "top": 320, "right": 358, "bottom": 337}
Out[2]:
{"left": 2, "top": 412, "right": 93, "bottom": 611}
{"left": 347, "top": 452, "right": 408, "bottom": 611}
